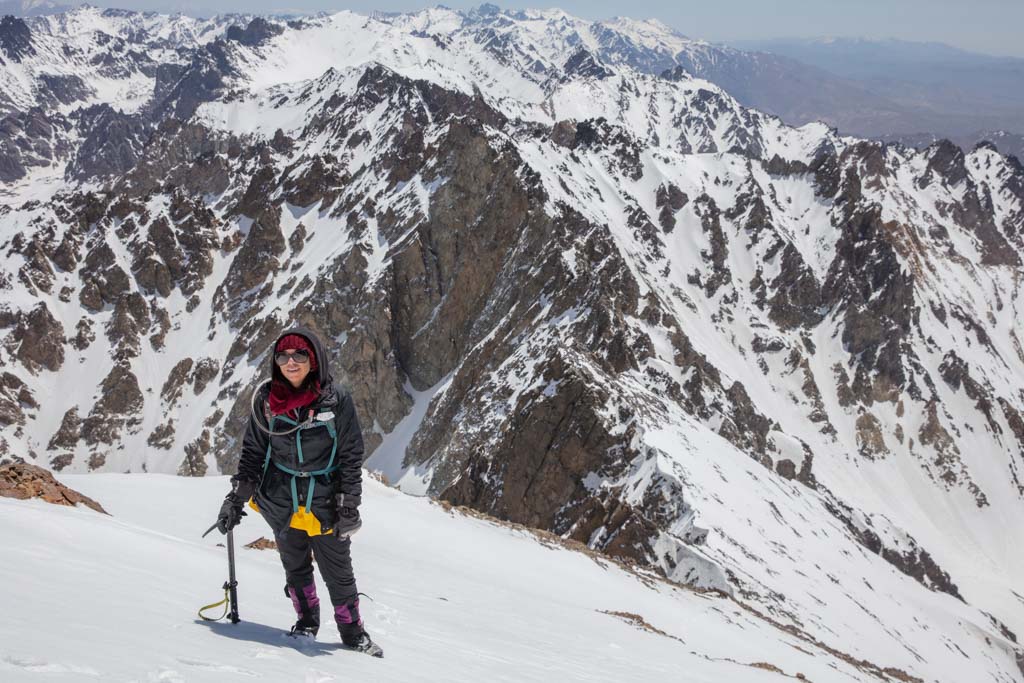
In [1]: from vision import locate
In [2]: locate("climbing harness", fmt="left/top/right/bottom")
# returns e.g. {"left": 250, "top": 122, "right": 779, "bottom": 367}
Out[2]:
{"left": 259, "top": 410, "right": 340, "bottom": 536}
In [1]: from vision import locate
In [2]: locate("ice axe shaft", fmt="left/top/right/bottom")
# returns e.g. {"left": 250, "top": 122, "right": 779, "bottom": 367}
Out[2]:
{"left": 198, "top": 521, "right": 240, "bottom": 623}
{"left": 226, "top": 529, "right": 240, "bottom": 623}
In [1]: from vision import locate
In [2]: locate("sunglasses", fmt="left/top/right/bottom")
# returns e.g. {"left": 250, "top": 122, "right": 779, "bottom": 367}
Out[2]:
{"left": 275, "top": 350, "right": 310, "bottom": 366}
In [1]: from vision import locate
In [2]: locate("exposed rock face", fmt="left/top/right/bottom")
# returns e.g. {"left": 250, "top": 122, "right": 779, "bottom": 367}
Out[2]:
{"left": 216, "top": 203, "right": 285, "bottom": 317}
{"left": 105, "top": 292, "right": 151, "bottom": 357}
{"left": 72, "top": 318, "right": 95, "bottom": 350}
{"left": 0, "top": 462, "right": 106, "bottom": 514}
{"left": 159, "top": 40, "right": 237, "bottom": 120}
{"left": 0, "top": 16, "right": 35, "bottom": 64}
{"left": 5, "top": 302, "right": 64, "bottom": 372}
{"left": 225, "top": 18, "right": 283, "bottom": 47}
{"left": 37, "top": 74, "right": 91, "bottom": 110}
{"left": 118, "top": 121, "right": 233, "bottom": 197}
{"left": 443, "top": 362, "right": 618, "bottom": 528}
{"left": 79, "top": 239, "right": 130, "bottom": 312}
{"left": 161, "top": 358, "right": 194, "bottom": 405}
{"left": 388, "top": 119, "right": 529, "bottom": 389}
{"left": 855, "top": 412, "right": 889, "bottom": 458}
{"left": 563, "top": 49, "right": 612, "bottom": 81}
{"left": 179, "top": 429, "right": 209, "bottom": 476}
{"left": 0, "top": 108, "right": 72, "bottom": 182}
{"left": 81, "top": 364, "right": 144, "bottom": 446}
{"left": 0, "top": 372, "right": 37, "bottom": 426}
{"left": 47, "top": 407, "right": 80, "bottom": 450}
{"left": 147, "top": 420, "right": 175, "bottom": 449}
{"left": 824, "top": 209, "right": 915, "bottom": 406}
{"left": 66, "top": 105, "right": 152, "bottom": 181}
{"left": 192, "top": 358, "right": 220, "bottom": 394}
{"left": 655, "top": 182, "right": 688, "bottom": 232}
{"left": 767, "top": 244, "right": 824, "bottom": 330}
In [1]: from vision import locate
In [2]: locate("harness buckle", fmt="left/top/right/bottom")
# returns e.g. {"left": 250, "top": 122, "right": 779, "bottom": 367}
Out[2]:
{"left": 294, "top": 471, "right": 311, "bottom": 478}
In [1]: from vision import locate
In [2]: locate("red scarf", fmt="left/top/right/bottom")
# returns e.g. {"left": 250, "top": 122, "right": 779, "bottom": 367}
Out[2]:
{"left": 268, "top": 379, "right": 321, "bottom": 419}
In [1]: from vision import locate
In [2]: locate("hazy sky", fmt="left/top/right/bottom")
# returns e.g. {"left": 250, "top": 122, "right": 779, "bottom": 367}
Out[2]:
{"left": 78, "top": 0, "right": 1024, "bottom": 58}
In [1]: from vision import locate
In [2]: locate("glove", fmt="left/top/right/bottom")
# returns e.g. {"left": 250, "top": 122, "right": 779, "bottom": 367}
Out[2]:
{"left": 217, "top": 478, "right": 256, "bottom": 534}
{"left": 332, "top": 493, "right": 362, "bottom": 539}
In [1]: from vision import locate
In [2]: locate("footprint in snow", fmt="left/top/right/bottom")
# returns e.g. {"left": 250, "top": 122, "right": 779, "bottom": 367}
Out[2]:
{"left": 303, "top": 669, "right": 337, "bottom": 683}
{"left": 371, "top": 602, "right": 401, "bottom": 634}
{"left": 0, "top": 654, "right": 99, "bottom": 676}
{"left": 176, "top": 658, "right": 259, "bottom": 676}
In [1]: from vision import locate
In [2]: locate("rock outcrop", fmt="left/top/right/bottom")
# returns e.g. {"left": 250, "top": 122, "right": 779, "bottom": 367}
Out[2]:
{"left": 0, "top": 462, "right": 107, "bottom": 514}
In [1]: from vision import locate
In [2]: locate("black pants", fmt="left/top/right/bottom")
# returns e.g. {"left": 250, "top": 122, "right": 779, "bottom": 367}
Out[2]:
{"left": 275, "top": 527, "right": 359, "bottom": 606}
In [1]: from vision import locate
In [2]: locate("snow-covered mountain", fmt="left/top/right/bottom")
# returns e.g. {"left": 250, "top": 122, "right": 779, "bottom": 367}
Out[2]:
{"left": 1, "top": 6, "right": 1023, "bottom": 681}
{"left": 887, "top": 130, "right": 1024, "bottom": 166}
{"left": 0, "top": 470, "right": 924, "bottom": 682}
{"left": 0, "top": 7, "right": 246, "bottom": 113}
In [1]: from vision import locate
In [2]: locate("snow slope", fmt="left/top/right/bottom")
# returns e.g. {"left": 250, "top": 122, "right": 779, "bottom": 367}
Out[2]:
{"left": 0, "top": 474, "right": 878, "bottom": 682}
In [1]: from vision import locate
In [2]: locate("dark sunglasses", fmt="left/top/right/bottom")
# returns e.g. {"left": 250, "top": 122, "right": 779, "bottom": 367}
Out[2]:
{"left": 275, "top": 350, "right": 310, "bottom": 365}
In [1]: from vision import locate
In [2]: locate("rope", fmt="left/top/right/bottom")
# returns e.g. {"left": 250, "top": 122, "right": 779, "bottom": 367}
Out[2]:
{"left": 198, "top": 587, "right": 231, "bottom": 621}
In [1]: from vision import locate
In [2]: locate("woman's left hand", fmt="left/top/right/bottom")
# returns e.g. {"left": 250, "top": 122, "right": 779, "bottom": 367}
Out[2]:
{"left": 333, "top": 493, "right": 362, "bottom": 539}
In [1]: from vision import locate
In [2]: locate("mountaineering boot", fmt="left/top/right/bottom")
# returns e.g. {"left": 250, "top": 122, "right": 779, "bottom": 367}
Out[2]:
{"left": 286, "top": 583, "right": 321, "bottom": 638}
{"left": 289, "top": 618, "right": 319, "bottom": 639}
{"left": 342, "top": 630, "right": 384, "bottom": 658}
{"left": 335, "top": 597, "right": 383, "bottom": 657}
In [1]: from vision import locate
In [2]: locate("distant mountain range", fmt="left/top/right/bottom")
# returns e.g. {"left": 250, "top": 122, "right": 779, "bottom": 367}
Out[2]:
{"left": 2, "top": 3, "right": 1022, "bottom": 154}
{"left": 729, "top": 37, "right": 1024, "bottom": 155}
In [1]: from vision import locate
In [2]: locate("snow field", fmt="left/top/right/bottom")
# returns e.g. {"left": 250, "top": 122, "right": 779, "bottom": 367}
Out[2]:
{"left": 0, "top": 473, "right": 873, "bottom": 682}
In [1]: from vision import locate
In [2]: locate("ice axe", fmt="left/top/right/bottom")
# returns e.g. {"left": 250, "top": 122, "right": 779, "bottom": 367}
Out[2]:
{"left": 198, "top": 523, "right": 240, "bottom": 623}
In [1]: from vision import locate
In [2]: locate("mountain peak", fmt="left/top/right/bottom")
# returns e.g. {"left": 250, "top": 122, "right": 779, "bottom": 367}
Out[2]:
{"left": 563, "top": 46, "right": 612, "bottom": 80}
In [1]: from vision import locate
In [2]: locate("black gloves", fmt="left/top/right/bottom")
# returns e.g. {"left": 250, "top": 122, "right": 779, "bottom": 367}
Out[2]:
{"left": 217, "top": 478, "right": 257, "bottom": 534}
{"left": 333, "top": 493, "right": 362, "bottom": 539}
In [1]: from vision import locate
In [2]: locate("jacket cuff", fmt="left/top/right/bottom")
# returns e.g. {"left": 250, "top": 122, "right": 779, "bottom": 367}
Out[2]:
{"left": 337, "top": 493, "right": 362, "bottom": 509}
{"left": 230, "top": 477, "right": 257, "bottom": 500}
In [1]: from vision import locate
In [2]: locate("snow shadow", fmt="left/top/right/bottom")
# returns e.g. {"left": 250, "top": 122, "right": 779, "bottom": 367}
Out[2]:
{"left": 194, "top": 619, "right": 337, "bottom": 657}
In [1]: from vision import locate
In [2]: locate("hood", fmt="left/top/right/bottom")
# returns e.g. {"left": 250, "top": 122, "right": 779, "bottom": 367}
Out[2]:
{"left": 269, "top": 326, "right": 334, "bottom": 391}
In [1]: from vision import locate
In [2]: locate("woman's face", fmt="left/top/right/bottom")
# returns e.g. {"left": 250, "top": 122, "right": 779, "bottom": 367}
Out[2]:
{"left": 279, "top": 349, "right": 312, "bottom": 388}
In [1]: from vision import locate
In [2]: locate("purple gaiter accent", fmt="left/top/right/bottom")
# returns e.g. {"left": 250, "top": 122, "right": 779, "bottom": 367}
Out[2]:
{"left": 334, "top": 598, "right": 362, "bottom": 625}
{"left": 288, "top": 584, "right": 320, "bottom": 617}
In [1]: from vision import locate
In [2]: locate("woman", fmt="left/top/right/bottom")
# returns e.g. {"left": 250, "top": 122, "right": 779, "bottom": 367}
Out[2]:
{"left": 215, "top": 326, "right": 382, "bottom": 657}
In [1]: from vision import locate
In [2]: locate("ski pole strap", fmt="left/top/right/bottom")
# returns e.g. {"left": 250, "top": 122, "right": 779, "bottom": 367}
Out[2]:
{"left": 198, "top": 587, "right": 231, "bottom": 621}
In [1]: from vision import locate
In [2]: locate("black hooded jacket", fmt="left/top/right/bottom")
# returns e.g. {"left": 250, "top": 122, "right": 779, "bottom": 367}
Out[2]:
{"left": 235, "top": 327, "right": 364, "bottom": 534}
